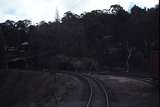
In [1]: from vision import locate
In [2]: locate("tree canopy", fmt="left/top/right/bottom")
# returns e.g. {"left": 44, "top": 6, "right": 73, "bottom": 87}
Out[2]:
{"left": 0, "top": 4, "right": 159, "bottom": 70}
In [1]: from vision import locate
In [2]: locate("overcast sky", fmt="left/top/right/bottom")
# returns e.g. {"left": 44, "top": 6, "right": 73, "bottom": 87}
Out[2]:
{"left": 0, "top": 0, "right": 159, "bottom": 23}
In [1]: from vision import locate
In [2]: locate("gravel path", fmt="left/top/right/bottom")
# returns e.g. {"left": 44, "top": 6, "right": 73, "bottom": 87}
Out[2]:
{"left": 58, "top": 73, "right": 88, "bottom": 107}
{"left": 94, "top": 74, "right": 159, "bottom": 107}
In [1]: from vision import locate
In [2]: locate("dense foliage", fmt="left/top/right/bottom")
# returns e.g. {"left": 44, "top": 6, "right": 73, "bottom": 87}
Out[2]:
{"left": 0, "top": 4, "right": 159, "bottom": 71}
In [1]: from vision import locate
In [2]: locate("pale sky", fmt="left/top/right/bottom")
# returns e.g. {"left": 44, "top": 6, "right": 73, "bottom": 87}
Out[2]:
{"left": 0, "top": 0, "right": 159, "bottom": 23}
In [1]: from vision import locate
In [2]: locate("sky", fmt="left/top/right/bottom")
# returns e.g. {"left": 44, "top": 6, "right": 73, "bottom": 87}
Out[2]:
{"left": 0, "top": 0, "right": 159, "bottom": 23}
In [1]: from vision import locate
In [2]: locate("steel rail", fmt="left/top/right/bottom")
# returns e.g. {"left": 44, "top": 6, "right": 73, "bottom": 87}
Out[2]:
{"left": 94, "top": 77, "right": 110, "bottom": 107}
{"left": 58, "top": 71, "right": 93, "bottom": 107}
{"left": 83, "top": 74, "right": 110, "bottom": 107}
{"left": 58, "top": 71, "right": 110, "bottom": 107}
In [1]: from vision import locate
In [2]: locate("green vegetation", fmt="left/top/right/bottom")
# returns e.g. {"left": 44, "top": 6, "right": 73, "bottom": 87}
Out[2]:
{"left": 0, "top": 4, "right": 159, "bottom": 71}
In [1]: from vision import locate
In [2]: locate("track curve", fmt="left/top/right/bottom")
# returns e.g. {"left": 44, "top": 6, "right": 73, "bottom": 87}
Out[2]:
{"left": 58, "top": 71, "right": 110, "bottom": 107}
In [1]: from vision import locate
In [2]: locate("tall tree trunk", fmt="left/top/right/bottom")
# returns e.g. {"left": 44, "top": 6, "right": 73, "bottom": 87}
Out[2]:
{"left": 125, "top": 42, "right": 135, "bottom": 72}
{"left": 126, "top": 48, "right": 133, "bottom": 72}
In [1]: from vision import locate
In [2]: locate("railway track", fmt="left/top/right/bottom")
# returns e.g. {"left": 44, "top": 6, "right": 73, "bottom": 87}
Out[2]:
{"left": 58, "top": 71, "right": 110, "bottom": 107}
{"left": 83, "top": 74, "right": 110, "bottom": 107}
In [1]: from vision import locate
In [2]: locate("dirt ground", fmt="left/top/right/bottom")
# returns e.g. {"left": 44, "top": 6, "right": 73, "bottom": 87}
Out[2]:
{"left": 93, "top": 74, "right": 159, "bottom": 107}
{"left": 0, "top": 70, "right": 58, "bottom": 107}
{"left": 0, "top": 70, "right": 159, "bottom": 107}
{"left": 57, "top": 73, "right": 87, "bottom": 107}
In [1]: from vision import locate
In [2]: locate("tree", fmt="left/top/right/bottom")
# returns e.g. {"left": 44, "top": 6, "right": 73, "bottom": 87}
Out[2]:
{"left": 0, "top": 4, "right": 159, "bottom": 73}
{"left": 109, "top": 4, "right": 124, "bottom": 15}
{"left": 0, "top": 20, "right": 16, "bottom": 46}
{"left": 114, "top": 5, "right": 159, "bottom": 72}
{"left": 62, "top": 11, "right": 80, "bottom": 24}
{"left": 131, "top": 5, "right": 147, "bottom": 16}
